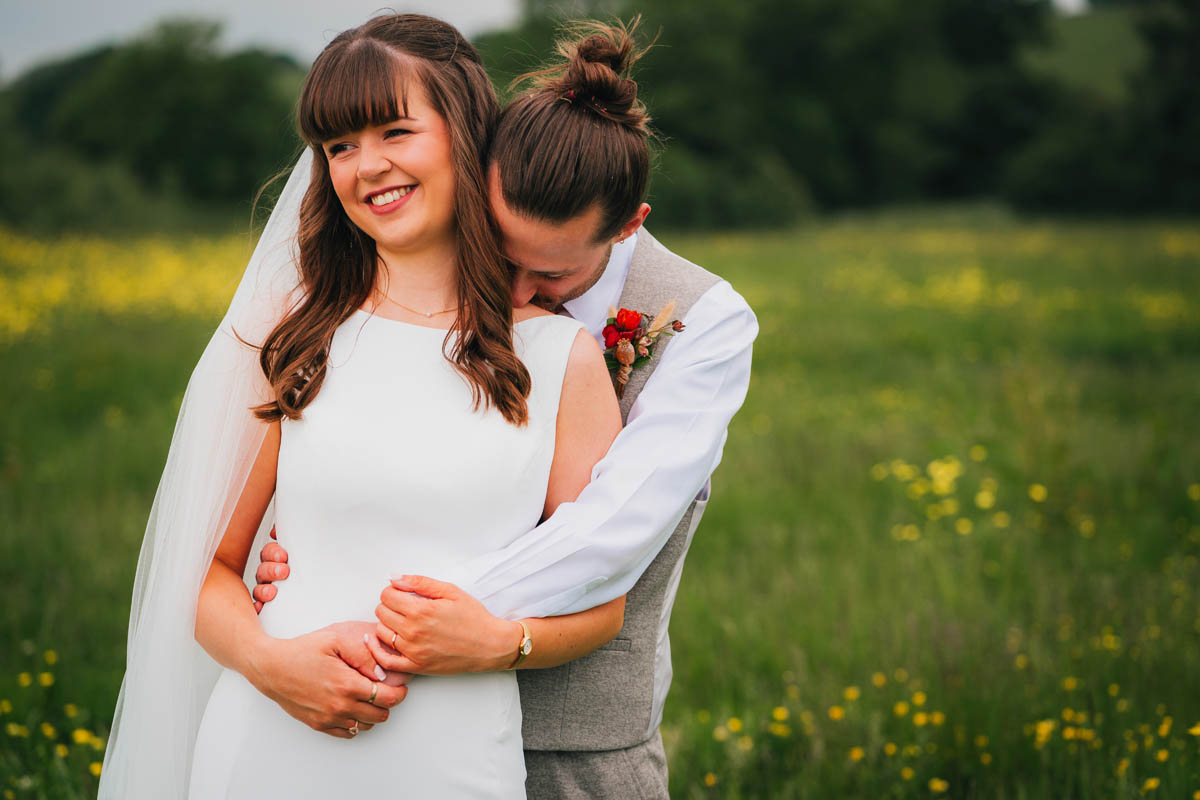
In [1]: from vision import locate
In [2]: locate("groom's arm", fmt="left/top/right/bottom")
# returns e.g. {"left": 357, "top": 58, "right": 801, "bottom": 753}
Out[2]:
{"left": 461, "top": 280, "right": 757, "bottom": 620}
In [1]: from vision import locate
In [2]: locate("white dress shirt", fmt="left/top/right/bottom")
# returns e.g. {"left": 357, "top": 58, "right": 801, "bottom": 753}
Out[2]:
{"left": 460, "top": 230, "right": 759, "bottom": 624}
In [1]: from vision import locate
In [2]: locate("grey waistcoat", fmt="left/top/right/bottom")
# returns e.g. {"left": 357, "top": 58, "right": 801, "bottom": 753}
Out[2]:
{"left": 518, "top": 230, "right": 721, "bottom": 752}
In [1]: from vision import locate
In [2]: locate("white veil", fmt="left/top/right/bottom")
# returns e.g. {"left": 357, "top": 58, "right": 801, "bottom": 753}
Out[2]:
{"left": 98, "top": 149, "right": 312, "bottom": 798}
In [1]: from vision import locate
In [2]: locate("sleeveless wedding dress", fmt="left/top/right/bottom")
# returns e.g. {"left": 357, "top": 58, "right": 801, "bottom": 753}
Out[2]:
{"left": 188, "top": 308, "right": 583, "bottom": 798}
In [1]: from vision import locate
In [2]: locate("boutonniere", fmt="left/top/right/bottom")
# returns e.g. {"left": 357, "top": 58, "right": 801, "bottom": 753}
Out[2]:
{"left": 602, "top": 300, "right": 685, "bottom": 397}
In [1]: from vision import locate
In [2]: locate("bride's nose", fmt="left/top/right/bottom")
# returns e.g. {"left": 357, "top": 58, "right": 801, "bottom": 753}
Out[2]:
{"left": 356, "top": 138, "right": 391, "bottom": 181}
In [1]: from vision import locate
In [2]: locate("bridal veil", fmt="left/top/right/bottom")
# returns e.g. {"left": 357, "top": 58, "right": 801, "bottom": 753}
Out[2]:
{"left": 98, "top": 150, "right": 312, "bottom": 798}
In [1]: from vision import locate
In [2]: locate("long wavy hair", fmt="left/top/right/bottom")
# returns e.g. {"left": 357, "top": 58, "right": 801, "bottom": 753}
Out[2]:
{"left": 252, "top": 14, "right": 530, "bottom": 425}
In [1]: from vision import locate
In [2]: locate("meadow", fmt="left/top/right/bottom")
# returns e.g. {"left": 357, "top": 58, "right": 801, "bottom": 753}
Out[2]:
{"left": 1, "top": 211, "right": 1198, "bottom": 798}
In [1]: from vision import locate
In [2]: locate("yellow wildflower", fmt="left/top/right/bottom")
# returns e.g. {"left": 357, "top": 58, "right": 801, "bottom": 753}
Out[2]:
{"left": 1117, "top": 758, "right": 1129, "bottom": 776}
{"left": 828, "top": 705, "right": 845, "bottom": 721}
{"left": 1028, "top": 484, "right": 1047, "bottom": 502}
{"left": 1014, "top": 653, "right": 1029, "bottom": 669}
{"left": 90, "top": 763, "right": 102, "bottom": 777}
{"left": 980, "top": 752, "right": 992, "bottom": 765}
{"left": 736, "top": 735, "right": 752, "bottom": 751}
{"left": 843, "top": 686, "right": 861, "bottom": 702}
{"left": 1188, "top": 722, "right": 1200, "bottom": 735}
{"left": 1155, "top": 749, "right": 1168, "bottom": 762}
{"left": 1079, "top": 518, "right": 1095, "bottom": 537}
{"left": 17, "top": 673, "right": 32, "bottom": 688}
{"left": 955, "top": 517, "right": 974, "bottom": 535}
{"left": 884, "top": 742, "right": 897, "bottom": 756}
{"left": 1108, "top": 683, "right": 1120, "bottom": 697}
{"left": 0, "top": 699, "right": 10, "bottom": 713}
{"left": 974, "top": 734, "right": 989, "bottom": 747}
{"left": 930, "top": 711, "right": 945, "bottom": 726}
{"left": 1117, "top": 699, "right": 1130, "bottom": 712}
{"left": 1157, "top": 717, "right": 1171, "bottom": 738}
{"left": 1142, "top": 777, "right": 1160, "bottom": 792}
{"left": 1188, "top": 483, "right": 1200, "bottom": 501}
{"left": 703, "top": 773, "right": 717, "bottom": 787}
{"left": 40, "top": 722, "right": 56, "bottom": 739}
{"left": 55, "top": 743, "right": 68, "bottom": 758}
{"left": 38, "top": 672, "right": 54, "bottom": 687}
{"left": 974, "top": 490, "right": 995, "bottom": 509}
{"left": 43, "top": 650, "right": 58, "bottom": 665}
{"left": 969, "top": 445, "right": 987, "bottom": 462}
{"left": 768, "top": 722, "right": 791, "bottom": 738}
{"left": 993, "top": 511, "right": 1011, "bottom": 528}
{"left": 872, "top": 672, "right": 887, "bottom": 687}
{"left": 772, "top": 706, "right": 788, "bottom": 721}
{"left": 894, "top": 668, "right": 909, "bottom": 682}
{"left": 894, "top": 701, "right": 910, "bottom": 717}
{"left": 712, "top": 726, "right": 729, "bottom": 742}
{"left": 870, "top": 463, "right": 889, "bottom": 481}
{"left": 901, "top": 767, "right": 915, "bottom": 780}
{"left": 849, "top": 746, "right": 864, "bottom": 762}
{"left": 64, "top": 703, "right": 78, "bottom": 717}
{"left": 727, "top": 717, "right": 743, "bottom": 733}
{"left": 929, "top": 777, "right": 949, "bottom": 793}
{"left": 1062, "top": 676, "right": 1078, "bottom": 691}
{"left": 912, "top": 691, "right": 927, "bottom": 706}
{"left": 73, "top": 728, "right": 92, "bottom": 744}
{"left": 913, "top": 712, "right": 929, "bottom": 727}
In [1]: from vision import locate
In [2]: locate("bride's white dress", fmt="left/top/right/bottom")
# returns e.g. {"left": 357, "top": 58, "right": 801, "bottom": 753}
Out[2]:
{"left": 189, "top": 308, "right": 583, "bottom": 798}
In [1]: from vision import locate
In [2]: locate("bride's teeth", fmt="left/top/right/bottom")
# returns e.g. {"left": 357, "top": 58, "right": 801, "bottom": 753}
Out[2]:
{"left": 370, "top": 187, "right": 413, "bottom": 206}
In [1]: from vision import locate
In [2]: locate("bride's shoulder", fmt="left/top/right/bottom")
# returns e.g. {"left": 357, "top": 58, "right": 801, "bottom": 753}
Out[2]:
{"left": 512, "top": 305, "right": 555, "bottom": 323}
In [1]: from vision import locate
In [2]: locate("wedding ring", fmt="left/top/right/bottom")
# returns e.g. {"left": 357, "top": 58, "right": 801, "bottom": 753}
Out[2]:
{"left": 391, "top": 631, "right": 398, "bottom": 650}
{"left": 348, "top": 720, "right": 359, "bottom": 736}
{"left": 368, "top": 683, "right": 378, "bottom": 705}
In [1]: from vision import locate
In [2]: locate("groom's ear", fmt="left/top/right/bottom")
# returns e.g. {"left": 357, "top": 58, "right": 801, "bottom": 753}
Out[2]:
{"left": 612, "top": 203, "right": 650, "bottom": 244}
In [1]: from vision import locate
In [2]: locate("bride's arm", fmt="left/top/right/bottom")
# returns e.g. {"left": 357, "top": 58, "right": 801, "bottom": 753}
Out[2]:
{"left": 195, "top": 421, "right": 406, "bottom": 737}
{"left": 366, "top": 328, "right": 626, "bottom": 674}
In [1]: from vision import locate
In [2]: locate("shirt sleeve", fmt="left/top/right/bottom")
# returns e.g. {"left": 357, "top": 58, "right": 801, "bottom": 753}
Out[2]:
{"left": 460, "top": 280, "right": 758, "bottom": 620}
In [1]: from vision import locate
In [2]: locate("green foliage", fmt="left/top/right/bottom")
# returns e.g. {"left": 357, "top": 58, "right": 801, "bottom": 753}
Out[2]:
{"left": 0, "top": 18, "right": 303, "bottom": 233}
{"left": 1004, "top": 0, "right": 1200, "bottom": 213}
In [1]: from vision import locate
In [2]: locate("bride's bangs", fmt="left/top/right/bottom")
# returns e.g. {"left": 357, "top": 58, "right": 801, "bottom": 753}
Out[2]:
{"left": 299, "top": 39, "right": 424, "bottom": 143}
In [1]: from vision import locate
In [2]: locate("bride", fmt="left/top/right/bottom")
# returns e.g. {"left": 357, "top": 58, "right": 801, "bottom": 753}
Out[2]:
{"left": 100, "top": 14, "right": 623, "bottom": 798}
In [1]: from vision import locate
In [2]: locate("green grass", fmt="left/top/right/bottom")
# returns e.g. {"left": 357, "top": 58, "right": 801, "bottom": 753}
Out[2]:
{"left": 2, "top": 212, "right": 1199, "bottom": 798}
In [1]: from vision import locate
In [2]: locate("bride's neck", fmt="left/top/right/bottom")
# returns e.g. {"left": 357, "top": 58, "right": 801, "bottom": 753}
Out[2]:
{"left": 374, "top": 239, "right": 459, "bottom": 308}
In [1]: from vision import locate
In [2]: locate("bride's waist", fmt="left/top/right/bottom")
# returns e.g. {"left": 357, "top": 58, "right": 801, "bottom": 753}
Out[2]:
{"left": 257, "top": 571, "right": 394, "bottom": 639}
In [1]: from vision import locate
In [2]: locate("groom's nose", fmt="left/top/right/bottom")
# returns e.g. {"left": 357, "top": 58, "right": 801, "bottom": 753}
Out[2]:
{"left": 511, "top": 271, "right": 538, "bottom": 308}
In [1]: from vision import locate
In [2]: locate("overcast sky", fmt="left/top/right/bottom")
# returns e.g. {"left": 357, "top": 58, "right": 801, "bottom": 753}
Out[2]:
{"left": 0, "top": 1, "right": 522, "bottom": 80}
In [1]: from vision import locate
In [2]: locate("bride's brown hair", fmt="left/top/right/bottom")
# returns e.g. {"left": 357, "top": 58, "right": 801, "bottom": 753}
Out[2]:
{"left": 253, "top": 14, "right": 531, "bottom": 425}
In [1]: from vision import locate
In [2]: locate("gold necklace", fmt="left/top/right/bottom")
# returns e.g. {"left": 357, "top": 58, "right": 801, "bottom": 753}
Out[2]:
{"left": 374, "top": 287, "right": 458, "bottom": 318}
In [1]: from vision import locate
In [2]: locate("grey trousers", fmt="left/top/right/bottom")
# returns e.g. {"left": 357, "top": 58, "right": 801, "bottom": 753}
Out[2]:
{"left": 524, "top": 731, "right": 668, "bottom": 799}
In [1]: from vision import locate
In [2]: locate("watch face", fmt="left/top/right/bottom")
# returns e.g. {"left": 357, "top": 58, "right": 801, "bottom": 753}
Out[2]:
{"left": 521, "top": 640, "right": 533, "bottom": 656}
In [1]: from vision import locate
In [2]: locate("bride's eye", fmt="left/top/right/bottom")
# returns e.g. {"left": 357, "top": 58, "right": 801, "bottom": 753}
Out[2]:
{"left": 326, "top": 143, "right": 351, "bottom": 156}
{"left": 385, "top": 127, "right": 413, "bottom": 138}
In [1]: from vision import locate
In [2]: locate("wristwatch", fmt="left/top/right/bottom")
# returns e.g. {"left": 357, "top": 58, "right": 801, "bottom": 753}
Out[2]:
{"left": 510, "top": 621, "right": 533, "bottom": 668}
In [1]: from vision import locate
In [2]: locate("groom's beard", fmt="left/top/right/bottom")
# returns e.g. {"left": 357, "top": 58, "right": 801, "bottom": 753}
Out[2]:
{"left": 527, "top": 243, "right": 614, "bottom": 314}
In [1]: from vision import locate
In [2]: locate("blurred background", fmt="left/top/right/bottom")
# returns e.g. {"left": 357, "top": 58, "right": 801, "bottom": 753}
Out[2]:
{"left": 1, "top": 0, "right": 1198, "bottom": 797}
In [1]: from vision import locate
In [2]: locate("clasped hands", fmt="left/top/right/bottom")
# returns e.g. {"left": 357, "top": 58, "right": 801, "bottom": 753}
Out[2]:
{"left": 250, "top": 538, "right": 520, "bottom": 738}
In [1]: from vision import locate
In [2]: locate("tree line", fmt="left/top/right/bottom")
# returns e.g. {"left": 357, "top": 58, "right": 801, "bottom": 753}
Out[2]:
{"left": 0, "top": 0, "right": 1195, "bottom": 233}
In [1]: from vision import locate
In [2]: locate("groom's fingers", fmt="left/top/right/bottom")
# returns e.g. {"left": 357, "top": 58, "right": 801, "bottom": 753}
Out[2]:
{"left": 379, "top": 586, "right": 428, "bottom": 617}
{"left": 251, "top": 584, "right": 277, "bottom": 604}
{"left": 388, "top": 574, "right": 456, "bottom": 599}
{"left": 365, "top": 630, "right": 421, "bottom": 674}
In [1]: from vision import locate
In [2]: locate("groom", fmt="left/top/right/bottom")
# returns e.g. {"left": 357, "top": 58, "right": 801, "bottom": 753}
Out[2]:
{"left": 256, "top": 25, "right": 756, "bottom": 798}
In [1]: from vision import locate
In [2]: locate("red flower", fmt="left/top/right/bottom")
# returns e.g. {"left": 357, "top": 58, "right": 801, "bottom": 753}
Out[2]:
{"left": 602, "top": 324, "right": 620, "bottom": 348}
{"left": 615, "top": 308, "right": 642, "bottom": 332}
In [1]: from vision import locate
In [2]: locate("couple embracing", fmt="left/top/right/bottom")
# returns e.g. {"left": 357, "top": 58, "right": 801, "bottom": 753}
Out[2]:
{"left": 99, "top": 12, "right": 756, "bottom": 799}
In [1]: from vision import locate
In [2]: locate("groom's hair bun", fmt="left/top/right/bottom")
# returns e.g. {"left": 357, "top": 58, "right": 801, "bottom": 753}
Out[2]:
{"left": 489, "top": 18, "right": 655, "bottom": 242}
{"left": 540, "top": 18, "right": 651, "bottom": 134}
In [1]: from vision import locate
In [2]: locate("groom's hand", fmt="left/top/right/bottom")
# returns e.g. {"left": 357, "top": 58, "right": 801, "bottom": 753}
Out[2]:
{"left": 370, "top": 576, "right": 521, "bottom": 675}
{"left": 252, "top": 526, "right": 289, "bottom": 613}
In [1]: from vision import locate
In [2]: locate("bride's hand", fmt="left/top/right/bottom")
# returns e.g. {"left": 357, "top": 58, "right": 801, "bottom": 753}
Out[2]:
{"left": 249, "top": 622, "right": 410, "bottom": 739}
